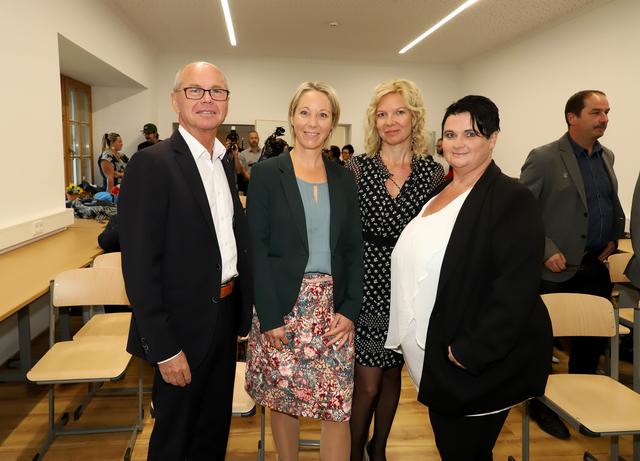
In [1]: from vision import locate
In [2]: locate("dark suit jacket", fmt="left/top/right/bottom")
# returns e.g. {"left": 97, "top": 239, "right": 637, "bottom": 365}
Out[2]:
{"left": 247, "top": 152, "right": 363, "bottom": 332}
{"left": 625, "top": 172, "right": 640, "bottom": 287}
{"left": 520, "top": 133, "right": 626, "bottom": 282}
{"left": 418, "top": 162, "right": 553, "bottom": 416}
{"left": 118, "top": 130, "right": 253, "bottom": 367}
{"left": 97, "top": 213, "right": 120, "bottom": 252}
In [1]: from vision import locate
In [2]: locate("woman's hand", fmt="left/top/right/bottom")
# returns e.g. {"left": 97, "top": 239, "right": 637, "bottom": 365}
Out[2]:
{"left": 323, "top": 313, "right": 354, "bottom": 349}
{"left": 264, "top": 326, "right": 289, "bottom": 350}
{"left": 448, "top": 345, "right": 466, "bottom": 369}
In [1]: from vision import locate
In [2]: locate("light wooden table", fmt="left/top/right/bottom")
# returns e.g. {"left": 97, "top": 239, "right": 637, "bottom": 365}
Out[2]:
{"left": 0, "top": 218, "right": 105, "bottom": 381}
{"left": 620, "top": 238, "right": 633, "bottom": 254}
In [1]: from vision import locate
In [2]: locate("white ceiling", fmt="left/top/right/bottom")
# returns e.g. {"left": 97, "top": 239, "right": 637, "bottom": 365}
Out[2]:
{"left": 110, "top": 0, "right": 610, "bottom": 64}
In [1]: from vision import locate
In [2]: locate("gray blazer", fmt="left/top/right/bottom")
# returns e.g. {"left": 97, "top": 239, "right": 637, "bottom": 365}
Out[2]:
{"left": 625, "top": 172, "right": 640, "bottom": 287}
{"left": 520, "top": 133, "right": 625, "bottom": 282}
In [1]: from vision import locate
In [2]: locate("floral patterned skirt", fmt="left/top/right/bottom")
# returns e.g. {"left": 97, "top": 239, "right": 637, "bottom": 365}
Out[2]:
{"left": 245, "top": 274, "right": 355, "bottom": 422}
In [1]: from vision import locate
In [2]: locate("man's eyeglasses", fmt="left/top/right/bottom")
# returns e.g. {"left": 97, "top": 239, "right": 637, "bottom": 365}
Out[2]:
{"left": 180, "top": 87, "right": 230, "bottom": 101}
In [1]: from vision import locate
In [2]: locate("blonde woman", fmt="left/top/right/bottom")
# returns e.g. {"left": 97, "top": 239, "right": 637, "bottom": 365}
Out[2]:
{"left": 98, "top": 132, "right": 128, "bottom": 191}
{"left": 245, "top": 82, "right": 364, "bottom": 461}
{"left": 345, "top": 79, "right": 444, "bottom": 461}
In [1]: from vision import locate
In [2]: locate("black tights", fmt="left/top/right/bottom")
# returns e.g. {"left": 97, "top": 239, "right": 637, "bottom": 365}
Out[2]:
{"left": 350, "top": 364, "right": 402, "bottom": 461}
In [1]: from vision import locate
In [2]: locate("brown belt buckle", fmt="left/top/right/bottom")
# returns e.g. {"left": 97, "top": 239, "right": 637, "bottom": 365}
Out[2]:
{"left": 220, "top": 278, "right": 235, "bottom": 299}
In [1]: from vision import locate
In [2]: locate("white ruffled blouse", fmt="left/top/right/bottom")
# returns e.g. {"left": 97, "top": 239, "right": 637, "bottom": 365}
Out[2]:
{"left": 385, "top": 189, "right": 470, "bottom": 352}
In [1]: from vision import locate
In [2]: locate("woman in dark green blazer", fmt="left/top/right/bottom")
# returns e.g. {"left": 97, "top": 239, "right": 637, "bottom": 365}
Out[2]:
{"left": 245, "top": 81, "right": 363, "bottom": 461}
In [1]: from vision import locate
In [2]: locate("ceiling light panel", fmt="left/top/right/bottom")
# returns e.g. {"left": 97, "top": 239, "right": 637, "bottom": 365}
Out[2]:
{"left": 399, "top": 0, "right": 480, "bottom": 54}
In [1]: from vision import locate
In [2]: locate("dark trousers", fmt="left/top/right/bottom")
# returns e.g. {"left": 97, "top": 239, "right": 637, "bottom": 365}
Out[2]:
{"left": 540, "top": 252, "right": 612, "bottom": 374}
{"left": 429, "top": 409, "right": 509, "bottom": 461}
{"left": 148, "top": 296, "right": 238, "bottom": 461}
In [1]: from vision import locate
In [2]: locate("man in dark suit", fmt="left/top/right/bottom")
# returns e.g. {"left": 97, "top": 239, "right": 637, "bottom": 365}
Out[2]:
{"left": 118, "top": 61, "right": 252, "bottom": 460}
{"left": 520, "top": 90, "right": 625, "bottom": 439}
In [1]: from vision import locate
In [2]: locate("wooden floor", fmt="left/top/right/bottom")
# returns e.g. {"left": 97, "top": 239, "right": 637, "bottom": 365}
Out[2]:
{"left": 0, "top": 324, "right": 637, "bottom": 460}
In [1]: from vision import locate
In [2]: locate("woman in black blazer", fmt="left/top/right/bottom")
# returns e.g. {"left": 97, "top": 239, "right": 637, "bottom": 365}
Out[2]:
{"left": 385, "top": 95, "right": 552, "bottom": 460}
{"left": 245, "top": 82, "right": 363, "bottom": 461}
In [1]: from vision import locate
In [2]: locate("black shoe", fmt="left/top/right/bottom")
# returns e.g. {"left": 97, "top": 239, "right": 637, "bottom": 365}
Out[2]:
{"left": 364, "top": 440, "right": 386, "bottom": 461}
{"left": 529, "top": 400, "right": 570, "bottom": 439}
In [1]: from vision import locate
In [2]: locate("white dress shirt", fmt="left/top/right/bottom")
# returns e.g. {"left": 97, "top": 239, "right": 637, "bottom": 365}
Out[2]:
{"left": 158, "top": 127, "right": 239, "bottom": 365}
{"left": 179, "top": 126, "right": 238, "bottom": 283}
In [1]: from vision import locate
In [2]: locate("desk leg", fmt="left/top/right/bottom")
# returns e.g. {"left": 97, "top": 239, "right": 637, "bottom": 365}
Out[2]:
{"left": 18, "top": 306, "right": 32, "bottom": 375}
{"left": 0, "top": 307, "right": 31, "bottom": 382}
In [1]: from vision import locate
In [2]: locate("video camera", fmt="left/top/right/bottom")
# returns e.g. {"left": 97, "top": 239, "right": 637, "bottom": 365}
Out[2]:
{"left": 227, "top": 127, "right": 239, "bottom": 151}
{"left": 259, "top": 126, "right": 287, "bottom": 162}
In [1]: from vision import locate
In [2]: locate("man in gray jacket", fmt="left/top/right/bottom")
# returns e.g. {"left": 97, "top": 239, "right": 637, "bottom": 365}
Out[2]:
{"left": 625, "top": 173, "right": 640, "bottom": 286}
{"left": 520, "top": 90, "right": 625, "bottom": 438}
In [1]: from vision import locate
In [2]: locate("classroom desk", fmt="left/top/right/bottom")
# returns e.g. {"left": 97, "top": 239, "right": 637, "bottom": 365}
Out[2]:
{"left": 0, "top": 218, "right": 105, "bottom": 381}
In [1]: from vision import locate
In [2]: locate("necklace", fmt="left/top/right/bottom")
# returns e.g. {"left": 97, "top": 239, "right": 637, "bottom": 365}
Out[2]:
{"left": 387, "top": 174, "right": 403, "bottom": 192}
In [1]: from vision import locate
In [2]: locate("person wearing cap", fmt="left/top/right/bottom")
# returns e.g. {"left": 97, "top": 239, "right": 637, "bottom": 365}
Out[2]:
{"left": 137, "top": 123, "right": 161, "bottom": 151}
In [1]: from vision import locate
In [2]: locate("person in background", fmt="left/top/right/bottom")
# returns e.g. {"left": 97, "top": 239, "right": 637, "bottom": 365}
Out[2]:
{"left": 387, "top": 95, "right": 551, "bottom": 460}
{"left": 329, "top": 145, "right": 345, "bottom": 166}
{"left": 341, "top": 144, "right": 355, "bottom": 163}
{"left": 432, "top": 137, "right": 452, "bottom": 181}
{"left": 118, "top": 61, "right": 253, "bottom": 460}
{"left": 224, "top": 131, "right": 245, "bottom": 188}
{"left": 520, "top": 90, "right": 625, "bottom": 439}
{"left": 245, "top": 81, "right": 363, "bottom": 461}
{"left": 237, "top": 130, "right": 261, "bottom": 192}
{"left": 98, "top": 132, "right": 128, "bottom": 192}
{"left": 137, "top": 123, "right": 161, "bottom": 151}
{"left": 345, "top": 78, "right": 443, "bottom": 461}
{"left": 239, "top": 130, "right": 261, "bottom": 177}
{"left": 625, "top": 172, "right": 640, "bottom": 287}
{"left": 98, "top": 214, "right": 119, "bottom": 253}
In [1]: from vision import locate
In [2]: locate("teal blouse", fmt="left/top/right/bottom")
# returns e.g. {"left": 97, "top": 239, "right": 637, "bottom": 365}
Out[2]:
{"left": 296, "top": 178, "right": 332, "bottom": 274}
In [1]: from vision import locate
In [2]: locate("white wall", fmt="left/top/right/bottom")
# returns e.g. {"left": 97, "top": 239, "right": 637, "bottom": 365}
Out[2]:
{"left": 156, "top": 53, "right": 460, "bottom": 154}
{"left": 0, "top": 0, "right": 156, "bottom": 246}
{"left": 0, "top": 0, "right": 156, "bottom": 362}
{"left": 92, "top": 86, "right": 158, "bottom": 184}
{"left": 460, "top": 0, "right": 640, "bottom": 214}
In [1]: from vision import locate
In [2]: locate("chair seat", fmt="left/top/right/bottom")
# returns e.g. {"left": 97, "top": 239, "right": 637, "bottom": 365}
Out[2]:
{"left": 542, "top": 374, "right": 640, "bottom": 435}
{"left": 73, "top": 312, "right": 131, "bottom": 340}
{"left": 619, "top": 307, "right": 634, "bottom": 325}
{"left": 27, "top": 338, "right": 130, "bottom": 384}
{"left": 232, "top": 362, "right": 255, "bottom": 416}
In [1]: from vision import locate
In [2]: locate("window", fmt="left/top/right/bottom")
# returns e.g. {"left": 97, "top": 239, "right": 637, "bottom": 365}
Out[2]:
{"left": 61, "top": 75, "right": 94, "bottom": 185}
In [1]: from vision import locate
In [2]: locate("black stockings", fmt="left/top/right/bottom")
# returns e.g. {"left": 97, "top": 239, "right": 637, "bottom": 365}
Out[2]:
{"left": 350, "top": 364, "right": 402, "bottom": 461}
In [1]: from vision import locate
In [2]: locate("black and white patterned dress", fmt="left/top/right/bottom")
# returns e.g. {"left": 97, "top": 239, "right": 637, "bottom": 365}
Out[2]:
{"left": 346, "top": 153, "right": 444, "bottom": 368}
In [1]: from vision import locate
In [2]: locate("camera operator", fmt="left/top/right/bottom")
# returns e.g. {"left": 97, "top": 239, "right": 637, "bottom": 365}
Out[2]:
{"left": 258, "top": 126, "right": 288, "bottom": 163}
{"left": 224, "top": 129, "right": 244, "bottom": 188}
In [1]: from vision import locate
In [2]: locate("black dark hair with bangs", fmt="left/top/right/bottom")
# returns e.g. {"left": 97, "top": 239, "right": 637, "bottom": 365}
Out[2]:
{"left": 441, "top": 95, "right": 500, "bottom": 138}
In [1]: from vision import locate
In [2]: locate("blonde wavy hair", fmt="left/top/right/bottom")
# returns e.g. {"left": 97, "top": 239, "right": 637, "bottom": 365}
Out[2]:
{"left": 288, "top": 81, "right": 341, "bottom": 149}
{"left": 363, "top": 79, "right": 428, "bottom": 158}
